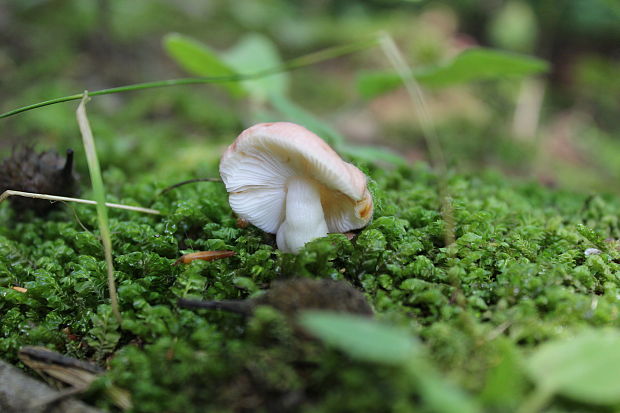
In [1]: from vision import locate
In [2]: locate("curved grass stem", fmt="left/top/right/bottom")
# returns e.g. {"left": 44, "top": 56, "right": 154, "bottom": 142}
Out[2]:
{"left": 0, "top": 38, "right": 378, "bottom": 119}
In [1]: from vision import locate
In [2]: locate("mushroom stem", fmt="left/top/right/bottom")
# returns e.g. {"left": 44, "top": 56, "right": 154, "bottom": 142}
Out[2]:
{"left": 277, "top": 176, "right": 328, "bottom": 253}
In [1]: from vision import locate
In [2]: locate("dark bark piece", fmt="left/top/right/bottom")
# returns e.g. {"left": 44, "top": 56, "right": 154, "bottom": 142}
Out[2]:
{"left": 19, "top": 346, "right": 104, "bottom": 375}
{"left": 0, "top": 359, "right": 102, "bottom": 413}
{"left": 178, "top": 298, "right": 253, "bottom": 315}
{"left": 178, "top": 278, "right": 374, "bottom": 318}
{"left": 0, "top": 146, "right": 80, "bottom": 216}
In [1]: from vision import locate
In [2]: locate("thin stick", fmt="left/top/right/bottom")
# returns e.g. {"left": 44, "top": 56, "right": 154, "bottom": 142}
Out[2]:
{"left": 379, "top": 33, "right": 455, "bottom": 246}
{"left": 512, "top": 77, "right": 545, "bottom": 141}
{"left": 0, "top": 38, "right": 378, "bottom": 119}
{"left": 77, "top": 93, "right": 121, "bottom": 323}
{"left": 0, "top": 190, "right": 160, "bottom": 215}
{"left": 159, "top": 177, "right": 221, "bottom": 195}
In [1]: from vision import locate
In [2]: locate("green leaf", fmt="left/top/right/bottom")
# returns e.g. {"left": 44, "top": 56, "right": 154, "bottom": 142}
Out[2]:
{"left": 417, "top": 48, "right": 549, "bottom": 86}
{"left": 479, "top": 339, "right": 527, "bottom": 409}
{"left": 357, "top": 48, "right": 550, "bottom": 98}
{"left": 222, "top": 33, "right": 288, "bottom": 102}
{"left": 527, "top": 329, "right": 620, "bottom": 405}
{"left": 298, "top": 310, "right": 419, "bottom": 365}
{"left": 163, "top": 33, "right": 245, "bottom": 97}
{"left": 357, "top": 71, "right": 403, "bottom": 99}
{"left": 413, "top": 362, "right": 482, "bottom": 413}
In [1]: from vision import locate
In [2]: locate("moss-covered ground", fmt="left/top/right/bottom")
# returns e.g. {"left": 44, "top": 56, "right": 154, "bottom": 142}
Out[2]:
{"left": 2, "top": 152, "right": 620, "bottom": 412}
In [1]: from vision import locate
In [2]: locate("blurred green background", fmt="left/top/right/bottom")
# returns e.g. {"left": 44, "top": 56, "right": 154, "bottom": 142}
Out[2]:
{"left": 2, "top": 0, "right": 620, "bottom": 193}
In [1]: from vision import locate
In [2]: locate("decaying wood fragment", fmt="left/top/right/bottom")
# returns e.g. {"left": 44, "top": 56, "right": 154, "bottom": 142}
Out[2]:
{"left": 17, "top": 346, "right": 132, "bottom": 411}
{"left": 0, "top": 357, "right": 102, "bottom": 413}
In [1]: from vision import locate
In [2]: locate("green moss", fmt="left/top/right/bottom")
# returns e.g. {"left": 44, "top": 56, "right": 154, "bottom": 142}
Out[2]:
{"left": 2, "top": 159, "right": 620, "bottom": 412}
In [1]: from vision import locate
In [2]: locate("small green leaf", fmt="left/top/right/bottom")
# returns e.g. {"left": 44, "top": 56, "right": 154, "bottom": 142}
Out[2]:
{"left": 357, "top": 48, "right": 549, "bottom": 98}
{"left": 417, "top": 48, "right": 549, "bottom": 86}
{"left": 339, "top": 144, "right": 408, "bottom": 167}
{"left": 298, "top": 310, "right": 419, "bottom": 365}
{"left": 527, "top": 329, "right": 620, "bottom": 405}
{"left": 357, "top": 71, "right": 403, "bottom": 99}
{"left": 413, "top": 362, "right": 483, "bottom": 413}
{"left": 222, "top": 33, "right": 288, "bottom": 102}
{"left": 480, "top": 339, "right": 527, "bottom": 409}
{"left": 163, "top": 33, "right": 245, "bottom": 97}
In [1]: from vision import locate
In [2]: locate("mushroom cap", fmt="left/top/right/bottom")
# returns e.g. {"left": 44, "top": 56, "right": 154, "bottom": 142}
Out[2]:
{"left": 219, "top": 122, "right": 373, "bottom": 234}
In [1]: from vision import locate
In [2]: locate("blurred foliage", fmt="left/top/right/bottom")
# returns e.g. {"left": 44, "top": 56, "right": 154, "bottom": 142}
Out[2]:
{"left": 488, "top": 1, "right": 538, "bottom": 53}
{"left": 298, "top": 311, "right": 420, "bottom": 365}
{"left": 527, "top": 329, "right": 620, "bottom": 406}
{"left": 356, "top": 47, "right": 548, "bottom": 98}
{"left": 2, "top": 0, "right": 619, "bottom": 192}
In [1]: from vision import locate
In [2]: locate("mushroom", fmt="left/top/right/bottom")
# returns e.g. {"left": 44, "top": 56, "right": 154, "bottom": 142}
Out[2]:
{"left": 219, "top": 122, "right": 373, "bottom": 253}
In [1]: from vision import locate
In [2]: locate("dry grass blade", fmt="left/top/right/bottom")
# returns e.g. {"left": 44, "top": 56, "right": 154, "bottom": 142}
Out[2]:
{"left": 0, "top": 38, "right": 378, "bottom": 119}
{"left": 174, "top": 250, "right": 236, "bottom": 265}
{"left": 0, "top": 189, "right": 160, "bottom": 214}
{"left": 378, "top": 32, "right": 455, "bottom": 246}
{"left": 76, "top": 93, "right": 121, "bottom": 323}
